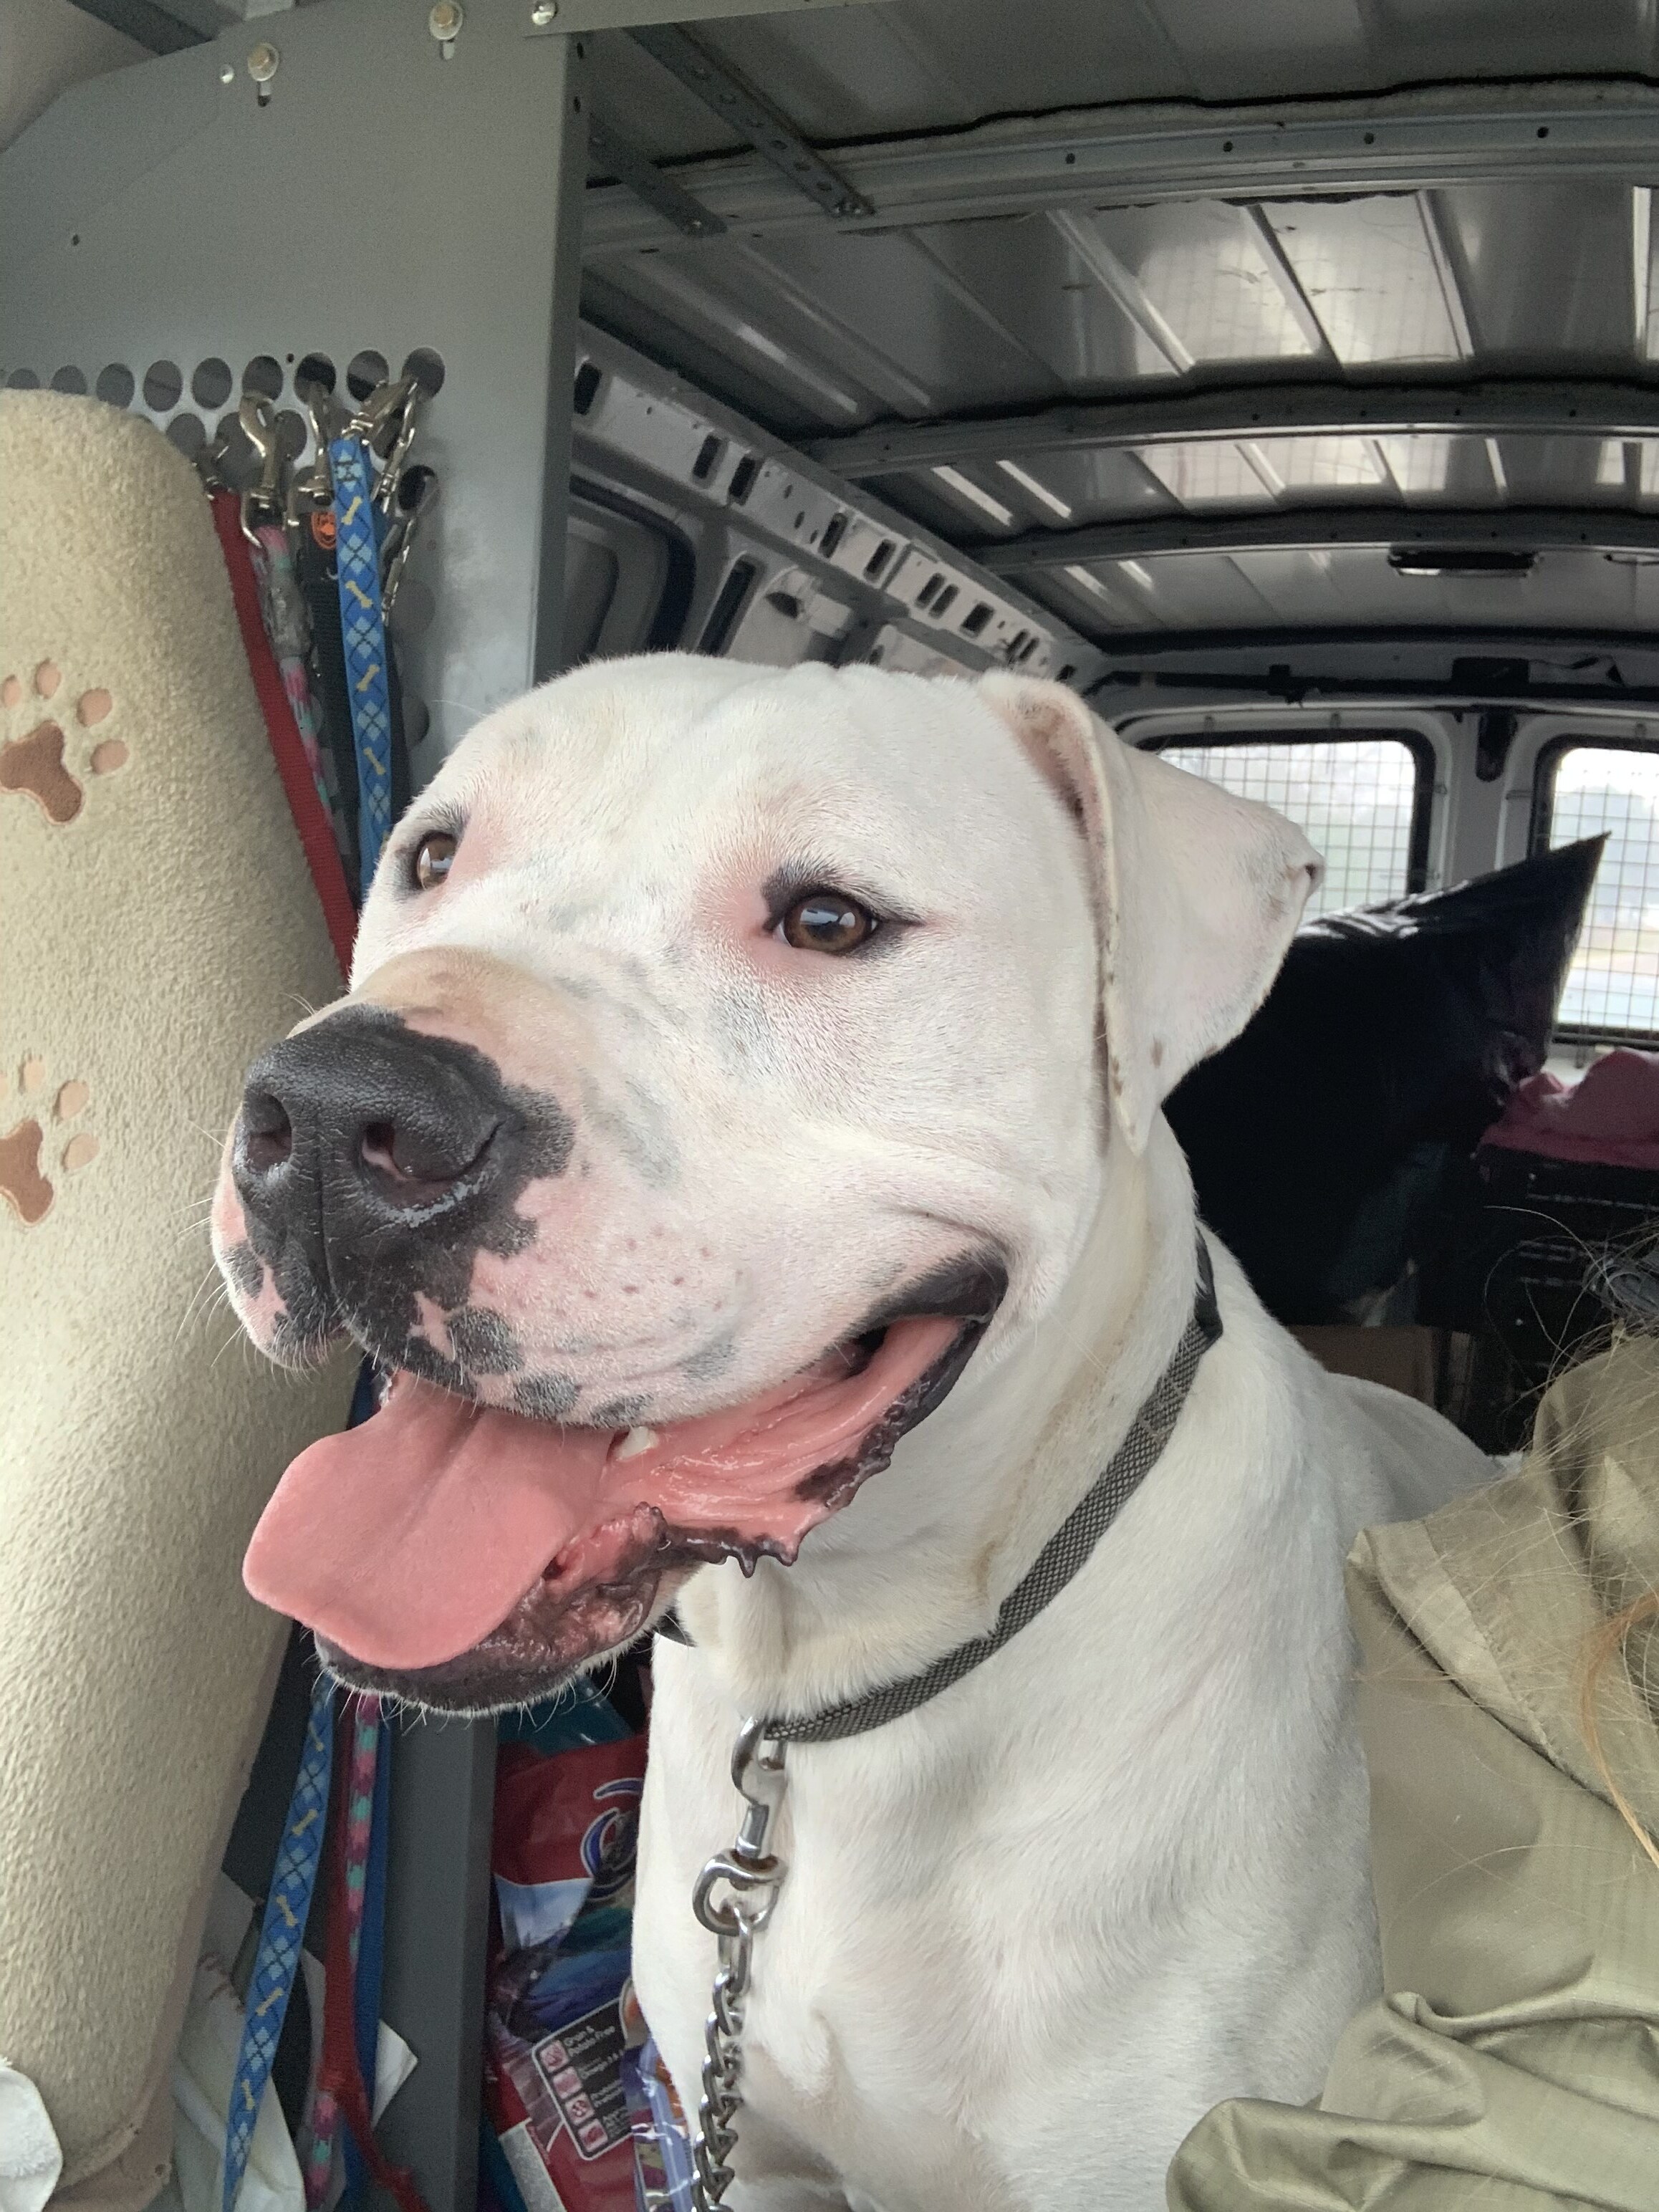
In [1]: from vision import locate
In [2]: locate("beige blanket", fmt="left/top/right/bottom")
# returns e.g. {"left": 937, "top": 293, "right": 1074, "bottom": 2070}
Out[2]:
{"left": 0, "top": 392, "right": 355, "bottom": 2204}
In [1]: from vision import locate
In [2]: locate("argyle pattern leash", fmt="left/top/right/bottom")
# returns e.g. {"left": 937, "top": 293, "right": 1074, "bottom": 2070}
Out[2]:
{"left": 330, "top": 437, "right": 395, "bottom": 897}
{"left": 222, "top": 1678, "right": 335, "bottom": 2212}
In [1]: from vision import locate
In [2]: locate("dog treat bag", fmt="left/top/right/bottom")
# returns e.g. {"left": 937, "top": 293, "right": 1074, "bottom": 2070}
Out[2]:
{"left": 485, "top": 1701, "right": 647, "bottom": 2212}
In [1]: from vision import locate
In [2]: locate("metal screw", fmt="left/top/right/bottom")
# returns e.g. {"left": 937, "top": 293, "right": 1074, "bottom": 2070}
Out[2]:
{"left": 428, "top": 1, "right": 463, "bottom": 39}
{"left": 530, "top": 0, "right": 557, "bottom": 19}
{"left": 246, "top": 41, "right": 279, "bottom": 85}
{"left": 218, "top": 64, "right": 234, "bottom": 85}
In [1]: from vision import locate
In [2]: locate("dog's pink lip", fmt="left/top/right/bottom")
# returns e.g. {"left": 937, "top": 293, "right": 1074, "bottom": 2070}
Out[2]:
{"left": 243, "top": 1312, "right": 973, "bottom": 1678}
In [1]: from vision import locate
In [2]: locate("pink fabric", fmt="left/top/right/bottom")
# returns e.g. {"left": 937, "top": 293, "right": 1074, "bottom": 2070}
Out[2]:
{"left": 1480, "top": 1047, "right": 1659, "bottom": 1170}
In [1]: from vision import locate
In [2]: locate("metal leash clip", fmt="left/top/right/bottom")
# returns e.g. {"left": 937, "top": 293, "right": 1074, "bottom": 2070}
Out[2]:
{"left": 347, "top": 374, "right": 418, "bottom": 461}
{"left": 380, "top": 466, "right": 441, "bottom": 615}
{"left": 688, "top": 1720, "right": 789, "bottom": 2211}
{"left": 287, "top": 383, "right": 345, "bottom": 534}
{"left": 237, "top": 393, "right": 289, "bottom": 547}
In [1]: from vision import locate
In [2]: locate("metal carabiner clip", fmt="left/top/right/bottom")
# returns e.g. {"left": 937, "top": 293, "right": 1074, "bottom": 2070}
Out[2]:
{"left": 237, "top": 393, "right": 287, "bottom": 547}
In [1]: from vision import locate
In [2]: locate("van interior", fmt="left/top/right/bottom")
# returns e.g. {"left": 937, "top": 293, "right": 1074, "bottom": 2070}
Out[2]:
{"left": 7, "top": 0, "right": 1659, "bottom": 2204}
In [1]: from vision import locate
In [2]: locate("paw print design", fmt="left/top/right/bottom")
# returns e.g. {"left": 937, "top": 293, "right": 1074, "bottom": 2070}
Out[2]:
{"left": 0, "top": 1054, "right": 98, "bottom": 1225}
{"left": 0, "top": 660, "right": 128, "bottom": 825}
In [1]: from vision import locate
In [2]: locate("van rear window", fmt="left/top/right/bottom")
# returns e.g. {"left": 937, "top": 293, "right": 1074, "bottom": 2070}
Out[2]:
{"left": 1537, "top": 743, "right": 1659, "bottom": 1037}
{"left": 1155, "top": 735, "right": 1429, "bottom": 919}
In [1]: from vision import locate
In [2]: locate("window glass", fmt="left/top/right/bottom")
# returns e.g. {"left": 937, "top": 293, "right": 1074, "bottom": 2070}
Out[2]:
{"left": 1157, "top": 736, "right": 1424, "bottom": 918}
{"left": 1542, "top": 744, "right": 1659, "bottom": 1035}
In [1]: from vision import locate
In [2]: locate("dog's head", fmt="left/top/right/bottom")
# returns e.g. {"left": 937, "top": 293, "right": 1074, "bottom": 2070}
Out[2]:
{"left": 212, "top": 656, "right": 1317, "bottom": 1710}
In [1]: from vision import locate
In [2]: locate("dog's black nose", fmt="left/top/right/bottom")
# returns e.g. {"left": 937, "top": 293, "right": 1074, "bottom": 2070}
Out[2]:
{"left": 234, "top": 1010, "right": 506, "bottom": 1239}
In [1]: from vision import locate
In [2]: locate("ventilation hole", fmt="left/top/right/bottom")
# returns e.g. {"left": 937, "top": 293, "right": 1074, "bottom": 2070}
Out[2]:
{"left": 572, "top": 360, "right": 602, "bottom": 415}
{"left": 294, "top": 351, "right": 336, "bottom": 395}
{"left": 275, "top": 408, "right": 307, "bottom": 459}
{"left": 697, "top": 558, "right": 760, "bottom": 656}
{"left": 764, "top": 590, "right": 802, "bottom": 618}
{"left": 1008, "top": 630, "right": 1032, "bottom": 660}
{"left": 142, "top": 358, "right": 183, "bottom": 410}
{"left": 863, "top": 537, "right": 895, "bottom": 582}
{"left": 401, "top": 346, "right": 446, "bottom": 397}
{"left": 345, "top": 348, "right": 389, "bottom": 400}
{"left": 391, "top": 579, "right": 436, "bottom": 636}
{"left": 1057, "top": 663, "right": 1077, "bottom": 683}
{"left": 915, "top": 572, "right": 945, "bottom": 610}
{"left": 243, "top": 355, "right": 283, "bottom": 400}
{"left": 50, "top": 366, "right": 87, "bottom": 395}
{"left": 728, "top": 455, "right": 759, "bottom": 504}
{"left": 191, "top": 356, "right": 233, "bottom": 408}
{"left": 95, "top": 363, "right": 134, "bottom": 407}
{"left": 692, "top": 433, "right": 723, "bottom": 483}
{"left": 821, "top": 513, "right": 847, "bottom": 558}
{"left": 165, "top": 412, "right": 206, "bottom": 457}
{"left": 1016, "top": 635, "right": 1040, "bottom": 664}
{"left": 396, "top": 462, "right": 437, "bottom": 514}
{"left": 961, "top": 601, "right": 994, "bottom": 638}
{"left": 6, "top": 369, "right": 40, "bottom": 388}
{"left": 932, "top": 584, "right": 958, "bottom": 617}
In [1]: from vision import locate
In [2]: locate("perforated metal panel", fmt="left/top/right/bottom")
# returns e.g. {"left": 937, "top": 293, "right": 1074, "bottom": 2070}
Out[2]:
{"left": 0, "top": 0, "right": 589, "bottom": 783}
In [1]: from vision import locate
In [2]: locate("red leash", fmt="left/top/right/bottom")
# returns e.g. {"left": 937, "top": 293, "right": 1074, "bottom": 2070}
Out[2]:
{"left": 211, "top": 492, "right": 357, "bottom": 976}
{"left": 318, "top": 1739, "right": 430, "bottom": 2212}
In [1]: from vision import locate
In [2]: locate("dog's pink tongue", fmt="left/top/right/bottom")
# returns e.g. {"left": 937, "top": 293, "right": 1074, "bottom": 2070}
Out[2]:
{"left": 244, "top": 1383, "right": 613, "bottom": 1672}
{"left": 244, "top": 1316, "right": 961, "bottom": 1671}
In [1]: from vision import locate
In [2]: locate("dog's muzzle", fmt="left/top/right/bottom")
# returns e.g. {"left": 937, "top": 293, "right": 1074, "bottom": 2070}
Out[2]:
{"left": 230, "top": 1004, "right": 572, "bottom": 1346}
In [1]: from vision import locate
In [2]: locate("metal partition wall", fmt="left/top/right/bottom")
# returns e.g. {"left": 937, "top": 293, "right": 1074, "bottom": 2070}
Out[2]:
{"left": 0, "top": 0, "right": 591, "bottom": 756}
{"left": 0, "top": 9, "right": 595, "bottom": 2206}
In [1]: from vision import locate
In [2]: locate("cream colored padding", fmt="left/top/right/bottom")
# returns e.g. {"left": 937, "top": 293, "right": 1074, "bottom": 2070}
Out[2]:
{"left": 0, "top": 393, "right": 355, "bottom": 2202}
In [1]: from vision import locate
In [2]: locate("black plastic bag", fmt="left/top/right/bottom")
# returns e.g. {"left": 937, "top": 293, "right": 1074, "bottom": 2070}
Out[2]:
{"left": 1163, "top": 837, "right": 1604, "bottom": 1324}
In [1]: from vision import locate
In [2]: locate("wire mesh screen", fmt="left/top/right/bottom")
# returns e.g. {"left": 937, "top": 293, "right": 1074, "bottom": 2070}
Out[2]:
{"left": 1544, "top": 745, "right": 1659, "bottom": 1034}
{"left": 1157, "top": 738, "right": 1422, "bottom": 918}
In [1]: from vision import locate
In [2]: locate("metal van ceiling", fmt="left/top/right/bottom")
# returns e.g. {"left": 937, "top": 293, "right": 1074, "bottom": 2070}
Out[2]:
{"left": 577, "top": 0, "right": 1659, "bottom": 654}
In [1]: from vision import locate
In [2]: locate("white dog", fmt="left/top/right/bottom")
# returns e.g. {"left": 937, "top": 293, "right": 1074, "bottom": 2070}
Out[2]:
{"left": 213, "top": 655, "right": 1490, "bottom": 2211}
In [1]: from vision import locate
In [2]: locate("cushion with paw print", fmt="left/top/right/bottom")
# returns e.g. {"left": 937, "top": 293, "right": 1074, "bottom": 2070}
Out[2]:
{"left": 0, "top": 390, "right": 356, "bottom": 2207}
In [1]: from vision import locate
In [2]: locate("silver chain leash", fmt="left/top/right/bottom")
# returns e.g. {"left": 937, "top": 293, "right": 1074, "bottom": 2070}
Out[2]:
{"left": 687, "top": 1719, "right": 789, "bottom": 2210}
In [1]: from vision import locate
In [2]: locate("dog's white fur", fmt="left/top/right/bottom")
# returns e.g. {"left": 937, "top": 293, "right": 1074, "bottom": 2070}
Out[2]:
{"left": 604, "top": 664, "right": 1491, "bottom": 2209}
{"left": 235, "top": 655, "right": 1491, "bottom": 2208}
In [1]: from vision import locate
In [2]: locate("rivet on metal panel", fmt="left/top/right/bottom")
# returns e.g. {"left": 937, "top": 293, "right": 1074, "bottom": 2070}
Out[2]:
{"left": 246, "top": 42, "right": 278, "bottom": 105}
{"left": 219, "top": 65, "right": 234, "bottom": 85}
{"left": 430, "top": 1, "right": 463, "bottom": 57}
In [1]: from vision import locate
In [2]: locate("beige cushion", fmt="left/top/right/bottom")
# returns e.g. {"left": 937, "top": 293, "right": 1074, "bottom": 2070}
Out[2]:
{"left": 0, "top": 392, "right": 355, "bottom": 2202}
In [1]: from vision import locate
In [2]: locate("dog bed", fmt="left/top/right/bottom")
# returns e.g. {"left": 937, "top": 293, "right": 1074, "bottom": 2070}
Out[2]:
{"left": 0, "top": 391, "right": 355, "bottom": 2206}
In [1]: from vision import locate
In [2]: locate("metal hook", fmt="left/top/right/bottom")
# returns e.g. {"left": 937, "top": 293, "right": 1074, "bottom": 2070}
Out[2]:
{"left": 237, "top": 393, "right": 287, "bottom": 545}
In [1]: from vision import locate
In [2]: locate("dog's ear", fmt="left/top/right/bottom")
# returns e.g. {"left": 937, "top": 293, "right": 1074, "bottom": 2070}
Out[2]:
{"left": 977, "top": 674, "right": 1322, "bottom": 1153}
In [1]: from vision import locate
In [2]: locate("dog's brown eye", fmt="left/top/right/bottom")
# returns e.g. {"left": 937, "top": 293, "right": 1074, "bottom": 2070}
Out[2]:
{"left": 779, "top": 891, "right": 877, "bottom": 954}
{"left": 412, "top": 832, "right": 457, "bottom": 891}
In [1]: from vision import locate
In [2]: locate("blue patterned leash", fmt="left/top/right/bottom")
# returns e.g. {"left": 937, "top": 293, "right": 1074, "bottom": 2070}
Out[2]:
{"left": 222, "top": 1679, "right": 335, "bottom": 2212}
{"left": 330, "top": 436, "right": 394, "bottom": 897}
